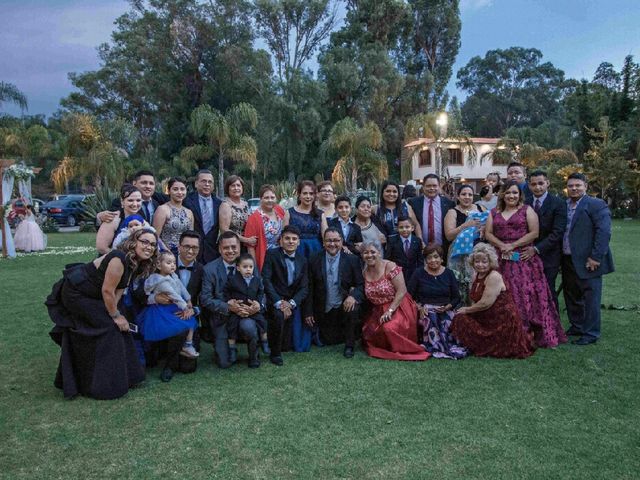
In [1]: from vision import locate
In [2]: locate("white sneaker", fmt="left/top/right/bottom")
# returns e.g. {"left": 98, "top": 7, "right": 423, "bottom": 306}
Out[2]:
{"left": 180, "top": 344, "right": 199, "bottom": 358}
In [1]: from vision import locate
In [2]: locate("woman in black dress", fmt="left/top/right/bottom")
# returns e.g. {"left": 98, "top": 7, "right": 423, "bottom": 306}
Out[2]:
{"left": 47, "top": 228, "right": 158, "bottom": 399}
{"left": 407, "top": 243, "right": 468, "bottom": 359}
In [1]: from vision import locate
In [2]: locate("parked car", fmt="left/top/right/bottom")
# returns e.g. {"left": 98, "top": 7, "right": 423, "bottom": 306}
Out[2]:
{"left": 42, "top": 195, "right": 87, "bottom": 226}
{"left": 247, "top": 197, "right": 260, "bottom": 214}
{"left": 7, "top": 198, "right": 45, "bottom": 227}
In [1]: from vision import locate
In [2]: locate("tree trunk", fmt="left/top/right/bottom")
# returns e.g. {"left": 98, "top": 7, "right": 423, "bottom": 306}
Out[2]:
{"left": 218, "top": 147, "right": 224, "bottom": 198}
{"left": 351, "top": 162, "right": 358, "bottom": 197}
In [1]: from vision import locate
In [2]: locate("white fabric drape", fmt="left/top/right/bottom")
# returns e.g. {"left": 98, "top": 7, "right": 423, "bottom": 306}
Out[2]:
{"left": 17, "top": 177, "right": 32, "bottom": 203}
{"left": 1, "top": 173, "right": 16, "bottom": 258}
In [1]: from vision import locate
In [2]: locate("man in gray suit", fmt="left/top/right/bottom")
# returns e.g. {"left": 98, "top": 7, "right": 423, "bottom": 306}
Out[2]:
{"left": 200, "top": 231, "right": 261, "bottom": 367}
{"left": 561, "top": 173, "right": 614, "bottom": 345}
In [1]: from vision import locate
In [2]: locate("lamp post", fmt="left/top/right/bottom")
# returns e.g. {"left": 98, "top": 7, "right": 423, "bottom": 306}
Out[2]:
{"left": 435, "top": 112, "right": 448, "bottom": 178}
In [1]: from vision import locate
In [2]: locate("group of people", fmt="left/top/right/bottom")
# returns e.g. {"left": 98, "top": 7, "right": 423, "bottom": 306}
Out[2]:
{"left": 46, "top": 164, "right": 614, "bottom": 400}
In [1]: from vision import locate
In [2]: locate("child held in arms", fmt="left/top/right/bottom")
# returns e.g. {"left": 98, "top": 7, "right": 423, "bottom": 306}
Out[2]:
{"left": 139, "top": 251, "right": 199, "bottom": 358}
{"left": 384, "top": 216, "right": 424, "bottom": 284}
{"left": 113, "top": 215, "right": 153, "bottom": 248}
{"left": 223, "top": 253, "right": 268, "bottom": 367}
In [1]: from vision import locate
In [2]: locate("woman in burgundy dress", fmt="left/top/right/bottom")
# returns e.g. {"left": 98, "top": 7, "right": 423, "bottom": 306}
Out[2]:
{"left": 484, "top": 181, "right": 567, "bottom": 348}
{"left": 361, "top": 242, "right": 430, "bottom": 361}
{"left": 451, "top": 243, "right": 535, "bottom": 359}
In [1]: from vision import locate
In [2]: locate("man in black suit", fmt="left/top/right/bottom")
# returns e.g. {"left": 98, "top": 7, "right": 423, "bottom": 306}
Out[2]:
{"left": 522, "top": 170, "right": 567, "bottom": 306}
{"left": 200, "top": 231, "right": 262, "bottom": 368}
{"left": 262, "top": 225, "right": 309, "bottom": 366}
{"left": 183, "top": 169, "right": 223, "bottom": 264}
{"left": 507, "top": 161, "right": 533, "bottom": 201}
{"left": 384, "top": 216, "right": 423, "bottom": 284}
{"left": 407, "top": 174, "right": 454, "bottom": 255}
{"left": 303, "top": 228, "right": 364, "bottom": 358}
{"left": 98, "top": 169, "right": 168, "bottom": 224}
{"left": 327, "top": 195, "right": 363, "bottom": 255}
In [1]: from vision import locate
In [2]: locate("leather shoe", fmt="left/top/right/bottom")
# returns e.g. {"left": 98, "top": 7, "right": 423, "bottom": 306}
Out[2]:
{"left": 343, "top": 346, "right": 354, "bottom": 358}
{"left": 270, "top": 355, "right": 284, "bottom": 366}
{"left": 248, "top": 338, "right": 259, "bottom": 368}
{"left": 565, "top": 328, "right": 582, "bottom": 336}
{"left": 160, "top": 368, "right": 173, "bottom": 382}
{"left": 572, "top": 336, "right": 598, "bottom": 346}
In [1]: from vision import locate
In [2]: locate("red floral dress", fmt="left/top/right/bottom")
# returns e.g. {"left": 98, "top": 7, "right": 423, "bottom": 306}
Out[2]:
{"left": 362, "top": 265, "right": 430, "bottom": 361}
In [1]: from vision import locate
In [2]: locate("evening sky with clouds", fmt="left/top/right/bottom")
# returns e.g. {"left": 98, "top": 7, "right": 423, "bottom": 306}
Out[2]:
{"left": 1, "top": 0, "right": 639, "bottom": 117}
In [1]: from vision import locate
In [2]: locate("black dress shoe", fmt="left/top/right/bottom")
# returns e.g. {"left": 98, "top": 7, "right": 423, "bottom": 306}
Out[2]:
{"left": 572, "top": 336, "right": 598, "bottom": 345}
{"left": 160, "top": 368, "right": 174, "bottom": 382}
{"left": 565, "top": 328, "right": 582, "bottom": 336}
{"left": 248, "top": 338, "right": 259, "bottom": 368}
{"left": 270, "top": 355, "right": 284, "bottom": 366}
{"left": 343, "top": 346, "right": 354, "bottom": 358}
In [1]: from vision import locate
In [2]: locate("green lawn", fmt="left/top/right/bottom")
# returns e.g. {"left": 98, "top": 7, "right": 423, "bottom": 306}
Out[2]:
{"left": 1, "top": 223, "right": 639, "bottom": 479}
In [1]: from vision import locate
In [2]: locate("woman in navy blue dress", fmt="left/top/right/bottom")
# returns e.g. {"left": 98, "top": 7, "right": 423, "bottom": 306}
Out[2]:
{"left": 374, "top": 180, "right": 423, "bottom": 242}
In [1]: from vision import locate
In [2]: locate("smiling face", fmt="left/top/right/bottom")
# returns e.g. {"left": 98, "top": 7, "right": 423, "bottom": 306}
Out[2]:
{"left": 219, "top": 237, "right": 240, "bottom": 264}
{"left": 457, "top": 186, "right": 474, "bottom": 208}
{"left": 133, "top": 175, "right": 156, "bottom": 201}
{"left": 323, "top": 230, "right": 343, "bottom": 256}
{"left": 178, "top": 236, "right": 200, "bottom": 264}
{"left": 227, "top": 179, "right": 243, "bottom": 199}
{"left": 318, "top": 185, "right": 334, "bottom": 204}
{"left": 361, "top": 244, "right": 381, "bottom": 266}
{"left": 280, "top": 231, "right": 300, "bottom": 255}
{"left": 169, "top": 181, "right": 187, "bottom": 203}
{"left": 135, "top": 232, "right": 157, "bottom": 260}
{"left": 195, "top": 172, "right": 214, "bottom": 197}
{"left": 425, "top": 251, "right": 443, "bottom": 271}
{"left": 122, "top": 191, "right": 142, "bottom": 216}
{"left": 503, "top": 185, "right": 521, "bottom": 207}
{"left": 260, "top": 189, "right": 277, "bottom": 211}
{"left": 422, "top": 178, "right": 440, "bottom": 199}
{"left": 382, "top": 184, "right": 399, "bottom": 205}
{"left": 567, "top": 178, "right": 587, "bottom": 201}
{"left": 397, "top": 219, "right": 414, "bottom": 238}
{"left": 472, "top": 252, "right": 490, "bottom": 275}
{"left": 336, "top": 200, "right": 352, "bottom": 220}
{"left": 299, "top": 186, "right": 315, "bottom": 208}
{"left": 529, "top": 175, "right": 549, "bottom": 198}
{"left": 356, "top": 199, "right": 372, "bottom": 219}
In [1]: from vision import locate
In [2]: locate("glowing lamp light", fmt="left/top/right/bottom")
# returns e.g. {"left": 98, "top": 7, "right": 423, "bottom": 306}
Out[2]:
{"left": 436, "top": 112, "right": 448, "bottom": 128}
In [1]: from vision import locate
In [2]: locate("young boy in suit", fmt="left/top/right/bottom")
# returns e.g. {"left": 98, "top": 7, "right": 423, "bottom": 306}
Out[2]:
{"left": 385, "top": 216, "right": 423, "bottom": 284}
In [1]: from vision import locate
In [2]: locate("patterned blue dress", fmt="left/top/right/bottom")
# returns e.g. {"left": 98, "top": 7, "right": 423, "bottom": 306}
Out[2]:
{"left": 378, "top": 202, "right": 409, "bottom": 239}
{"left": 288, "top": 207, "right": 323, "bottom": 259}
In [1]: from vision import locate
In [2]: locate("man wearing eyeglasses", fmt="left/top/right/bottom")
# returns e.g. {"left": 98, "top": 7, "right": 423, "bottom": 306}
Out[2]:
{"left": 303, "top": 228, "right": 364, "bottom": 358}
{"left": 184, "top": 169, "right": 223, "bottom": 264}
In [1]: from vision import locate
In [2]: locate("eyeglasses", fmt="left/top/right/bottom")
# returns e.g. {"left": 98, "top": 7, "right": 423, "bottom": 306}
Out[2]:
{"left": 325, "top": 239, "right": 342, "bottom": 243}
{"left": 319, "top": 189, "right": 334, "bottom": 194}
{"left": 199, "top": 180, "right": 214, "bottom": 185}
{"left": 138, "top": 239, "right": 157, "bottom": 249}
{"left": 180, "top": 245, "right": 200, "bottom": 251}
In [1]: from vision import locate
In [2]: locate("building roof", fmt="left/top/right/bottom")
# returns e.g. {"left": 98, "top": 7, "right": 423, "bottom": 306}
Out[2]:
{"left": 403, "top": 137, "right": 500, "bottom": 148}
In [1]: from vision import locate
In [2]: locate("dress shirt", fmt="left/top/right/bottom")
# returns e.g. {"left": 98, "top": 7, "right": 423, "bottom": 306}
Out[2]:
{"left": 199, "top": 194, "right": 214, "bottom": 234}
{"left": 533, "top": 191, "right": 548, "bottom": 212}
{"left": 563, "top": 195, "right": 584, "bottom": 255}
{"left": 325, "top": 252, "right": 342, "bottom": 312}
{"left": 423, "top": 196, "right": 442, "bottom": 245}
{"left": 223, "top": 261, "right": 235, "bottom": 278}
{"left": 142, "top": 200, "right": 155, "bottom": 223}
{"left": 177, "top": 258, "right": 194, "bottom": 286}
{"left": 338, "top": 217, "right": 352, "bottom": 240}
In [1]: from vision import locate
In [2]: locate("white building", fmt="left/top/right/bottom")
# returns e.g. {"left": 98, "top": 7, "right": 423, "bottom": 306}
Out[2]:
{"left": 403, "top": 137, "right": 507, "bottom": 192}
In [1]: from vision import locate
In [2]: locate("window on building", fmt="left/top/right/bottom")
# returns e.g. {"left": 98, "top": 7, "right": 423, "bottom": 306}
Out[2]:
{"left": 418, "top": 149, "right": 431, "bottom": 167}
{"left": 448, "top": 148, "right": 463, "bottom": 165}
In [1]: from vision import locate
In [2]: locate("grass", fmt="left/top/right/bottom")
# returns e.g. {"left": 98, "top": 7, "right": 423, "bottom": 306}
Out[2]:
{"left": 1, "top": 223, "right": 639, "bottom": 479}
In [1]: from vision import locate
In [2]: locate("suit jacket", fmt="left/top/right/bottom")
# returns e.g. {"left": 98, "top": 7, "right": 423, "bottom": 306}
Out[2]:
{"left": 262, "top": 248, "right": 309, "bottom": 309}
{"left": 526, "top": 193, "right": 567, "bottom": 270}
{"left": 408, "top": 194, "right": 454, "bottom": 251}
{"left": 327, "top": 217, "right": 363, "bottom": 255}
{"left": 303, "top": 251, "right": 365, "bottom": 318}
{"left": 567, "top": 195, "right": 614, "bottom": 279}
{"left": 384, "top": 235, "right": 423, "bottom": 282}
{"left": 222, "top": 273, "right": 266, "bottom": 321}
{"left": 200, "top": 257, "right": 234, "bottom": 327}
{"left": 183, "top": 191, "right": 223, "bottom": 264}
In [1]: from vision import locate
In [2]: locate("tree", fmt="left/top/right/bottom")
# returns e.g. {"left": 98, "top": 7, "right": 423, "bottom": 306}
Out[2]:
{"left": 182, "top": 103, "right": 258, "bottom": 194}
{"left": 456, "top": 47, "right": 565, "bottom": 136}
{"left": 0, "top": 82, "right": 28, "bottom": 112}
{"left": 323, "top": 117, "right": 387, "bottom": 195}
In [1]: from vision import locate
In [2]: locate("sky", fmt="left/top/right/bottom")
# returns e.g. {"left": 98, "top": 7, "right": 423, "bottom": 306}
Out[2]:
{"left": 1, "top": 0, "right": 639, "bottom": 117}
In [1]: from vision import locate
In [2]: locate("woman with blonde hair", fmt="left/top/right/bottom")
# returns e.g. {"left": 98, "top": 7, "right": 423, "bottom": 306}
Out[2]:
{"left": 451, "top": 243, "right": 535, "bottom": 359}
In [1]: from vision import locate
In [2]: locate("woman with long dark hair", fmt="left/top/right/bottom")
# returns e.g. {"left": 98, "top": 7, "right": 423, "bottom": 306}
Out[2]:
{"left": 153, "top": 177, "right": 194, "bottom": 255}
{"left": 283, "top": 180, "right": 328, "bottom": 258}
{"left": 373, "top": 180, "right": 423, "bottom": 242}
{"left": 96, "top": 184, "right": 143, "bottom": 254}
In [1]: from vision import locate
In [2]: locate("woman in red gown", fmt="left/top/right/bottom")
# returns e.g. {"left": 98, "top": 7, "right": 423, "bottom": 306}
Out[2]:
{"left": 361, "top": 242, "right": 429, "bottom": 361}
{"left": 451, "top": 243, "right": 536, "bottom": 359}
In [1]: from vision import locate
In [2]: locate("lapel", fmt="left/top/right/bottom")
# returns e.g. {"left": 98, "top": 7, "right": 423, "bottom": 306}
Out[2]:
{"left": 215, "top": 258, "right": 228, "bottom": 283}
{"left": 319, "top": 251, "right": 327, "bottom": 282}
{"left": 191, "top": 193, "right": 203, "bottom": 225}
{"left": 185, "top": 261, "right": 198, "bottom": 292}
{"left": 569, "top": 196, "right": 588, "bottom": 232}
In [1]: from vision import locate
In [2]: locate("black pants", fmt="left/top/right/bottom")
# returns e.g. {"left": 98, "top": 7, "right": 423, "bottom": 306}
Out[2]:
{"left": 542, "top": 262, "right": 561, "bottom": 309}
{"left": 318, "top": 307, "right": 360, "bottom": 347}
{"left": 267, "top": 309, "right": 294, "bottom": 357}
{"left": 561, "top": 255, "right": 603, "bottom": 339}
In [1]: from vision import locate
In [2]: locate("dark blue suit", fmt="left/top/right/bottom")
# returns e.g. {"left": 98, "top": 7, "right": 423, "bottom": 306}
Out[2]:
{"left": 384, "top": 235, "right": 423, "bottom": 285}
{"left": 526, "top": 193, "right": 567, "bottom": 301}
{"left": 561, "top": 195, "right": 614, "bottom": 340}
{"left": 183, "top": 192, "right": 222, "bottom": 264}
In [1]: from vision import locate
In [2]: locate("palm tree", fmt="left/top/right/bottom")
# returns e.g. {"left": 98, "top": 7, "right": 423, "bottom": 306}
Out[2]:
{"left": 323, "top": 117, "right": 387, "bottom": 196}
{"left": 182, "top": 103, "right": 258, "bottom": 195}
{"left": 0, "top": 82, "right": 28, "bottom": 111}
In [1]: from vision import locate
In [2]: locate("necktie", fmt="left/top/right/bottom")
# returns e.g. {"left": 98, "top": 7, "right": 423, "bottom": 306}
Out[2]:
{"left": 404, "top": 238, "right": 410, "bottom": 255}
{"left": 428, "top": 199, "right": 435, "bottom": 244}
{"left": 284, "top": 255, "right": 295, "bottom": 285}
{"left": 202, "top": 198, "right": 212, "bottom": 234}
{"left": 328, "top": 255, "right": 337, "bottom": 278}
{"left": 227, "top": 266, "right": 234, "bottom": 277}
{"left": 142, "top": 201, "right": 151, "bottom": 222}
{"left": 534, "top": 199, "right": 542, "bottom": 212}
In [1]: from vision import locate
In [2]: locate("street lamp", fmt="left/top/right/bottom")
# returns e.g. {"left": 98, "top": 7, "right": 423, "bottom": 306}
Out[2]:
{"left": 435, "top": 112, "right": 448, "bottom": 178}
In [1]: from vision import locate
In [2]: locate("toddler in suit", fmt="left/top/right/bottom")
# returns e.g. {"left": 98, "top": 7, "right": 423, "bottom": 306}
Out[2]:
{"left": 223, "top": 254, "right": 268, "bottom": 365}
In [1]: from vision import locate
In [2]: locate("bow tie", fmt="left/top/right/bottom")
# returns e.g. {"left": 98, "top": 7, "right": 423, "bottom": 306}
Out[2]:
{"left": 178, "top": 265, "right": 194, "bottom": 271}
{"left": 284, "top": 254, "right": 296, "bottom": 261}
